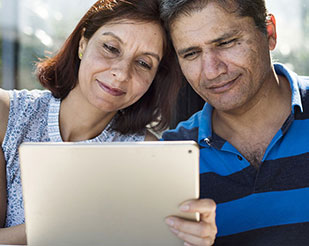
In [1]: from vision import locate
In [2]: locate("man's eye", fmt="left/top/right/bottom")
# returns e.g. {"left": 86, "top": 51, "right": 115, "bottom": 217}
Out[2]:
{"left": 218, "top": 39, "right": 237, "bottom": 48}
{"left": 103, "top": 43, "right": 120, "bottom": 54}
{"left": 136, "top": 60, "right": 152, "bottom": 70}
{"left": 183, "top": 50, "right": 200, "bottom": 60}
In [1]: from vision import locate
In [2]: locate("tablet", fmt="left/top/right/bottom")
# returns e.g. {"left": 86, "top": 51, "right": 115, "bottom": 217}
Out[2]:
{"left": 19, "top": 141, "right": 200, "bottom": 246}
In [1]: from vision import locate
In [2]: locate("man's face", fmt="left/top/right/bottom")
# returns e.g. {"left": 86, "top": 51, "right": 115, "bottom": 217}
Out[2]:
{"left": 170, "top": 2, "right": 276, "bottom": 112}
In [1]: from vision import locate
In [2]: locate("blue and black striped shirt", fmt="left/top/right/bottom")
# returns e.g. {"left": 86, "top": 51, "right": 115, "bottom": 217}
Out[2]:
{"left": 162, "top": 63, "right": 309, "bottom": 245}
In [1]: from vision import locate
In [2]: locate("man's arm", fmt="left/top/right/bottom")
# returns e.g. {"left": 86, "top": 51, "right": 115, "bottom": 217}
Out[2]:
{"left": 165, "top": 199, "right": 217, "bottom": 246}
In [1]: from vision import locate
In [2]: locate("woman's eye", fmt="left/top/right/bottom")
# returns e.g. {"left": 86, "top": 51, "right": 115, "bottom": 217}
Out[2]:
{"left": 136, "top": 60, "right": 152, "bottom": 70}
{"left": 103, "top": 43, "right": 120, "bottom": 54}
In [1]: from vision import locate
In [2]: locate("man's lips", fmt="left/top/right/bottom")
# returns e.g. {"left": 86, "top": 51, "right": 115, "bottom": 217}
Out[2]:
{"left": 207, "top": 75, "right": 240, "bottom": 94}
{"left": 96, "top": 80, "right": 126, "bottom": 96}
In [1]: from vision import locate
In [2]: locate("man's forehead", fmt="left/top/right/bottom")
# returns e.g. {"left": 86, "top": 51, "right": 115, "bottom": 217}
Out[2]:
{"left": 170, "top": 8, "right": 257, "bottom": 54}
{"left": 171, "top": 2, "right": 239, "bottom": 23}
{"left": 170, "top": 7, "right": 243, "bottom": 39}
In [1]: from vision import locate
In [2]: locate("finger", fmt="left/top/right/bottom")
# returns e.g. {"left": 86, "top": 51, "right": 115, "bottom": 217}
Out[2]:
{"left": 165, "top": 216, "right": 217, "bottom": 238}
{"left": 169, "top": 226, "right": 215, "bottom": 246}
{"left": 201, "top": 208, "right": 216, "bottom": 224}
{"left": 180, "top": 199, "right": 216, "bottom": 215}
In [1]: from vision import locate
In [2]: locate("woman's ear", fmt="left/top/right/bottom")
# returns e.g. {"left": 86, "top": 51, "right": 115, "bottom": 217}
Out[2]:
{"left": 78, "top": 28, "right": 87, "bottom": 60}
{"left": 266, "top": 14, "right": 277, "bottom": 51}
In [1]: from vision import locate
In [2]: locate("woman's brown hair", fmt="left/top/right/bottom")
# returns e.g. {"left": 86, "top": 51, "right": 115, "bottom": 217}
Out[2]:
{"left": 36, "top": 0, "right": 181, "bottom": 134}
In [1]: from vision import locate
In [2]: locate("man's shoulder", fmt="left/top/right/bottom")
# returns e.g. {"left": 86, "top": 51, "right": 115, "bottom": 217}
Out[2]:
{"left": 162, "top": 109, "right": 204, "bottom": 141}
{"left": 293, "top": 74, "right": 309, "bottom": 120}
{"left": 296, "top": 75, "right": 309, "bottom": 101}
{"left": 298, "top": 75, "right": 309, "bottom": 89}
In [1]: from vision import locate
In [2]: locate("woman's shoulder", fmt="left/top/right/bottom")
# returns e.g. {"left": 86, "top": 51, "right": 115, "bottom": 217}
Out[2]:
{"left": 1, "top": 89, "right": 52, "bottom": 144}
{"left": 0, "top": 89, "right": 10, "bottom": 144}
{"left": 8, "top": 89, "right": 52, "bottom": 116}
{"left": 9, "top": 89, "right": 52, "bottom": 105}
{"left": 0, "top": 89, "right": 10, "bottom": 111}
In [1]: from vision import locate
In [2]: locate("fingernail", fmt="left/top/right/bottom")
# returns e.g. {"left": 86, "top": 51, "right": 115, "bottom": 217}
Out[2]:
{"left": 180, "top": 204, "right": 190, "bottom": 211}
{"left": 184, "top": 242, "right": 191, "bottom": 246}
{"left": 165, "top": 218, "right": 174, "bottom": 226}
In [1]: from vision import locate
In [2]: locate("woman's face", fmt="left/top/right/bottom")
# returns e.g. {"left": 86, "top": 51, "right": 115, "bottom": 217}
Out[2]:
{"left": 76, "top": 19, "right": 164, "bottom": 113}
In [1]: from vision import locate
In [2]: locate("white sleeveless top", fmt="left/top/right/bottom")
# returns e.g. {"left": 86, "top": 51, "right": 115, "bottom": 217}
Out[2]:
{"left": 2, "top": 89, "right": 145, "bottom": 227}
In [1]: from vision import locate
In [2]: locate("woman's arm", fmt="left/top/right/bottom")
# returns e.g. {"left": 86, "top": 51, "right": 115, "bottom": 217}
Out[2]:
{"left": 0, "top": 89, "right": 9, "bottom": 228}
{"left": 0, "top": 224, "right": 26, "bottom": 245}
{"left": 0, "top": 89, "right": 26, "bottom": 245}
{"left": 0, "top": 147, "right": 26, "bottom": 245}
{"left": 0, "top": 148, "right": 6, "bottom": 228}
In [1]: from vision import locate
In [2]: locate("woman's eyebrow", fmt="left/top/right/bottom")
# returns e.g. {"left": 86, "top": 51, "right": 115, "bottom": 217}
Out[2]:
{"left": 102, "top": 32, "right": 161, "bottom": 61}
{"left": 102, "top": 32, "right": 123, "bottom": 43}
{"left": 143, "top": 52, "right": 160, "bottom": 62}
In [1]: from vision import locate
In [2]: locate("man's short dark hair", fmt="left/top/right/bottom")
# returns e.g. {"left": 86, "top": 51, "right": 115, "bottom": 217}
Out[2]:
{"left": 160, "top": 0, "right": 268, "bottom": 34}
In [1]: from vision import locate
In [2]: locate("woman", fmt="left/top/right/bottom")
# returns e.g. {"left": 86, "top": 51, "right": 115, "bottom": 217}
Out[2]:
{"left": 0, "top": 0, "right": 181, "bottom": 243}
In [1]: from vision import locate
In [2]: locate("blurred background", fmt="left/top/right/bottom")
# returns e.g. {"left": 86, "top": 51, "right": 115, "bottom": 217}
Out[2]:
{"left": 267, "top": 0, "right": 309, "bottom": 75}
{"left": 0, "top": 0, "right": 308, "bottom": 125}
{"left": 0, "top": 0, "right": 93, "bottom": 89}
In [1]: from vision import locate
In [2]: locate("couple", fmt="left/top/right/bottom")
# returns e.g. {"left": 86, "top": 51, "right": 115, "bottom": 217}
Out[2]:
{"left": 1, "top": 0, "right": 309, "bottom": 245}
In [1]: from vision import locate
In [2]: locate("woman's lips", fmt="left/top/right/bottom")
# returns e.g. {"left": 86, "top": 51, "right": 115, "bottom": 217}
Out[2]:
{"left": 208, "top": 75, "right": 240, "bottom": 94}
{"left": 97, "top": 80, "right": 126, "bottom": 96}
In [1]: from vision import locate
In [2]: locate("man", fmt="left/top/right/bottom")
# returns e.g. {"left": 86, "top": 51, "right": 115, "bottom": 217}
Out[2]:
{"left": 161, "top": 0, "right": 309, "bottom": 245}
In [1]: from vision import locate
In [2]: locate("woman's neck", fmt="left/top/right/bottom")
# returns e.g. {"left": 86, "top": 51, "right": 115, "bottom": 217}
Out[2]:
{"left": 59, "top": 88, "right": 117, "bottom": 142}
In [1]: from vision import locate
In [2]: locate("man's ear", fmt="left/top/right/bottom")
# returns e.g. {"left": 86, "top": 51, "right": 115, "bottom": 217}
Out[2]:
{"left": 78, "top": 28, "right": 88, "bottom": 59}
{"left": 266, "top": 14, "right": 277, "bottom": 51}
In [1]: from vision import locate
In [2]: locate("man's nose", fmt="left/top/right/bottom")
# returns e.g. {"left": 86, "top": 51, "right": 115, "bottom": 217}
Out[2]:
{"left": 202, "top": 51, "right": 227, "bottom": 80}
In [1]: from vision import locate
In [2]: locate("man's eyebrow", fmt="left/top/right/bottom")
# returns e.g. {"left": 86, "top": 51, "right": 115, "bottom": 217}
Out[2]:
{"left": 102, "top": 32, "right": 123, "bottom": 43}
{"left": 210, "top": 30, "right": 241, "bottom": 44}
{"left": 177, "top": 29, "right": 241, "bottom": 56}
{"left": 178, "top": 46, "right": 200, "bottom": 56}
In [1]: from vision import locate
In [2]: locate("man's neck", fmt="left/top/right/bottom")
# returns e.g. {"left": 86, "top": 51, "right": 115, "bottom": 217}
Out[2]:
{"left": 212, "top": 74, "right": 292, "bottom": 167}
